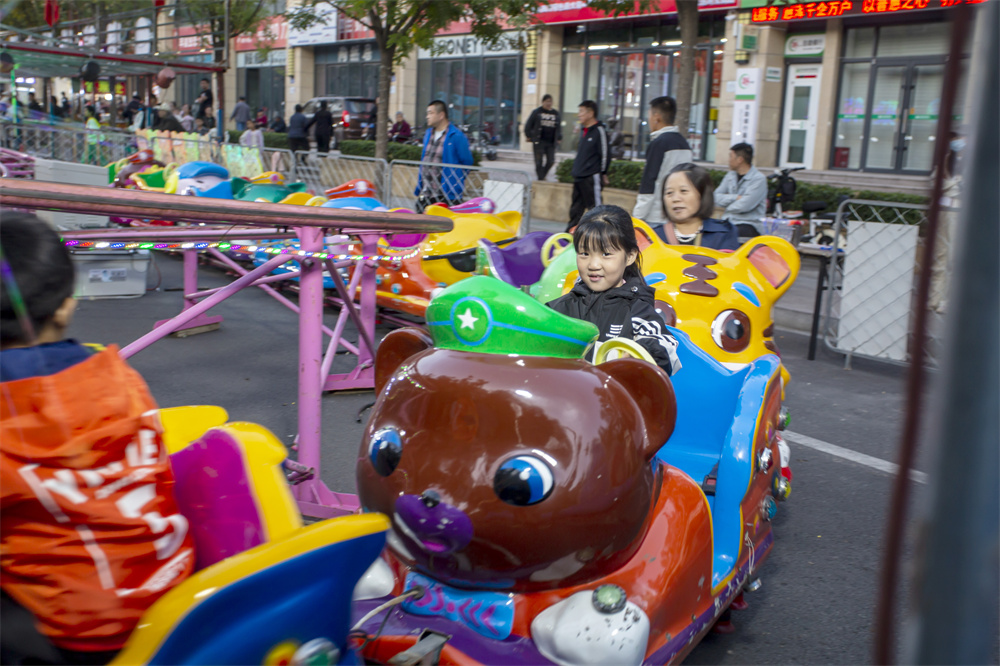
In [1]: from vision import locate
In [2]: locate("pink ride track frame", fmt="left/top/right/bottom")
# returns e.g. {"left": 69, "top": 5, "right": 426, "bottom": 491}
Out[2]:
{"left": 0, "top": 180, "right": 450, "bottom": 519}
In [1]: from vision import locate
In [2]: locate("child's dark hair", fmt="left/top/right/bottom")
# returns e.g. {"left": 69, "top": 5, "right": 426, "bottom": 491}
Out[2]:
{"left": 0, "top": 212, "right": 75, "bottom": 345}
{"left": 661, "top": 163, "right": 715, "bottom": 221}
{"left": 573, "top": 205, "right": 643, "bottom": 281}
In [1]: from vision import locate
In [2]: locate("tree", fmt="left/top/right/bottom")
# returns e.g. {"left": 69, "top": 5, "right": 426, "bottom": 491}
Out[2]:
{"left": 674, "top": 0, "right": 699, "bottom": 137}
{"left": 287, "top": 0, "right": 551, "bottom": 162}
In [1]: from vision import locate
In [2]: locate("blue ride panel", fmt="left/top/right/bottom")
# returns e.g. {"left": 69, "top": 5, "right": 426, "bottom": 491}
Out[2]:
{"left": 657, "top": 327, "right": 781, "bottom": 588}
{"left": 147, "top": 529, "right": 385, "bottom": 665}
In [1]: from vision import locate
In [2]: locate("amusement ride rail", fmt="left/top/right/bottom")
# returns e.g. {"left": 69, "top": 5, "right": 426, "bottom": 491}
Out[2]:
{"left": 0, "top": 180, "right": 452, "bottom": 518}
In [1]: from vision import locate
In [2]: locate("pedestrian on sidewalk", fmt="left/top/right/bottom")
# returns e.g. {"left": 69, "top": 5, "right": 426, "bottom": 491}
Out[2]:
{"left": 632, "top": 96, "right": 692, "bottom": 231}
{"left": 306, "top": 100, "right": 334, "bottom": 154}
{"left": 415, "top": 100, "right": 474, "bottom": 211}
{"left": 194, "top": 78, "right": 213, "bottom": 120}
{"left": 230, "top": 96, "right": 252, "bottom": 132}
{"left": 287, "top": 104, "right": 309, "bottom": 155}
{"left": 524, "top": 94, "right": 561, "bottom": 181}
{"left": 715, "top": 143, "right": 767, "bottom": 234}
{"left": 239, "top": 120, "right": 265, "bottom": 150}
{"left": 567, "top": 100, "right": 609, "bottom": 232}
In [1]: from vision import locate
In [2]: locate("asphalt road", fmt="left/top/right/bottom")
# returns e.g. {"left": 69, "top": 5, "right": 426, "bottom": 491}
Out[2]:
{"left": 64, "top": 250, "right": 982, "bottom": 665}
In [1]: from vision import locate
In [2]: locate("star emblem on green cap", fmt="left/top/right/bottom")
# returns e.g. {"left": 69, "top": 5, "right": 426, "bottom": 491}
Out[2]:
{"left": 451, "top": 297, "right": 492, "bottom": 345}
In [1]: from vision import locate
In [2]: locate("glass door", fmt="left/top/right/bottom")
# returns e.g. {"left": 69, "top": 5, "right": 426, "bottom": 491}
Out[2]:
{"left": 863, "top": 65, "right": 906, "bottom": 170}
{"left": 780, "top": 64, "right": 822, "bottom": 167}
{"left": 480, "top": 56, "right": 520, "bottom": 147}
{"left": 901, "top": 64, "right": 943, "bottom": 172}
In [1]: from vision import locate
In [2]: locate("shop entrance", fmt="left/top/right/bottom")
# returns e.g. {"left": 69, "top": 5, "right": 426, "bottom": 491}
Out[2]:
{"left": 834, "top": 59, "right": 945, "bottom": 173}
{"left": 422, "top": 55, "right": 520, "bottom": 148}
{"left": 780, "top": 64, "right": 822, "bottom": 167}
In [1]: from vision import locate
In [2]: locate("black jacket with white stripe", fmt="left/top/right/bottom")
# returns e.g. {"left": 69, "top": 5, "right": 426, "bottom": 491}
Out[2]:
{"left": 571, "top": 121, "right": 610, "bottom": 179}
{"left": 548, "top": 276, "right": 682, "bottom": 376}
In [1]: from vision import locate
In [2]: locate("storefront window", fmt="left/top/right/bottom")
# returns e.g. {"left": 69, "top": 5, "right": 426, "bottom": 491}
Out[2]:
{"left": 832, "top": 62, "right": 869, "bottom": 170}
{"left": 877, "top": 23, "right": 949, "bottom": 57}
{"left": 843, "top": 27, "right": 875, "bottom": 58}
{"left": 902, "top": 64, "right": 943, "bottom": 171}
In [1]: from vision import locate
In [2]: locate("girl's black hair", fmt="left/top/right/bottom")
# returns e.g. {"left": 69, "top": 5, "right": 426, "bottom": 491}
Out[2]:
{"left": 661, "top": 163, "right": 715, "bottom": 222}
{"left": 573, "top": 204, "right": 643, "bottom": 281}
{"left": 0, "top": 212, "right": 76, "bottom": 345}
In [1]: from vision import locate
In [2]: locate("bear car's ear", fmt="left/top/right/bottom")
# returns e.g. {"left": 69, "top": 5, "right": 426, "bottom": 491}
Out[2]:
{"left": 599, "top": 358, "right": 676, "bottom": 460}
{"left": 375, "top": 328, "right": 434, "bottom": 395}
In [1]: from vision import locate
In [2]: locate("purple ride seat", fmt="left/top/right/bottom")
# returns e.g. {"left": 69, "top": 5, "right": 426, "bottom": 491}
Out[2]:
{"left": 168, "top": 425, "right": 302, "bottom": 571}
{"left": 478, "top": 231, "right": 553, "bottom": 287}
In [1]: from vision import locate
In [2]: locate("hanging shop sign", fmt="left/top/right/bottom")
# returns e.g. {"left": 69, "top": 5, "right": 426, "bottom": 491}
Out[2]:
{"left": 537, "top": 0, "right": 736, "bottom": 24}
{"left": 750, "top": 0, "right": 985, "bottom": 23}
{"left": 235, "top": 16, "right": 287, "bottom": 51}
{"left": 731, "top": 68, "right": 761, "bottom": 146}
{"left": 417, "top": 31, "right": 528, "bottom": 59}
{"left": 785, "top": 34, "right": 825, "bottom": 57}
{"left": 83, "top": 80, "right": 127, "bottom": 96}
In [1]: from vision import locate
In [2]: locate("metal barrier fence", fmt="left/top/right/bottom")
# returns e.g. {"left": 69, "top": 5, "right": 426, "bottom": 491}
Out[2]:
{"left": 1, "top": 123, "right": 137, "bottom": 165}
{"left": 388, "top": 159, "right": 533, "bottom": 229}
{"left": 820, "top": 198, "right": 947, "bottom": 368}
{"left": 292, "top": 151, "right": 388, "bottom": 197}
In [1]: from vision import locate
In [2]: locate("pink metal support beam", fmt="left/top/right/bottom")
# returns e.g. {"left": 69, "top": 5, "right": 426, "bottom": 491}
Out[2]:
{"left": 0, "top": 181, "right": 448, "bottom": 234}
{"left": 1, "top": 183, "right": 450, "bottom": 519}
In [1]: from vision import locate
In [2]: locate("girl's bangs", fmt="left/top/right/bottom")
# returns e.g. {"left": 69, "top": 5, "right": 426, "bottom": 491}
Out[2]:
{"left": 574, "top": 222, "right": 624, "bottom": 255}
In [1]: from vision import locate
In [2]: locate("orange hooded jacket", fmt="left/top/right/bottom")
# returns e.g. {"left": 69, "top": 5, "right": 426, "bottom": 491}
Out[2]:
{"left": 1, "top": 346, "right": 195, "bottom": 652}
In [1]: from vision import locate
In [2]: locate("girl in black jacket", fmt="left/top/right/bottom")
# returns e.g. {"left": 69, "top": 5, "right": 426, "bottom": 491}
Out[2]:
{"left": 548, "top": 205, "right": 681, "bottom": 376}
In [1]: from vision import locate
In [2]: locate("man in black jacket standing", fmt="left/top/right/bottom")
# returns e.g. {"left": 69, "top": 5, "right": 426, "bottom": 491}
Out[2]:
{"left": 524, "top": 94, "right": 561, "bottom": 181}
{"left": 567, "top": 100, "right": 609, "bottom": 231}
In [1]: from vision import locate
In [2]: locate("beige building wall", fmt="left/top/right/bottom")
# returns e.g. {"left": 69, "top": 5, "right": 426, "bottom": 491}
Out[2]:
{"left": 390, "top": 55, "right": 419, "bottom": 128}
{"left": 714, "top": 19, "right": 787, "bottom": 168}
{"left": 811, "top": 19, "right": 843, "bottom": 170}
{"left": 286, "top": 45, "right": 316, "bottom": 111}
{"left": 519, "top": 26, "right": 563, "bottom": 152}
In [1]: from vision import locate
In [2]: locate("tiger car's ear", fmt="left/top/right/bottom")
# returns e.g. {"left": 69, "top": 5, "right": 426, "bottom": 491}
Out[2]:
{"left": 374, "top": 328, "right": 434, "bottom": 395}
{"left": 737, "top": 237, "right": 801, "bottom": 299}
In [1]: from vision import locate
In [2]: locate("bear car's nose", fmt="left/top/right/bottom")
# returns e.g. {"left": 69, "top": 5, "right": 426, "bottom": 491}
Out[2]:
{"left": 420, "top": 490, "right": 442, "bottom": 508}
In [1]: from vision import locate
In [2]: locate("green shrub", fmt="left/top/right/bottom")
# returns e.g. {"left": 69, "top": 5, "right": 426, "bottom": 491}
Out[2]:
{"left": 607, "top": 160, "right": 643, "bottom": 191}
{"left": 223, "top": 130, "right": 289, "bottom": 150}
{"left": 555, "top": 159, "right": 642, "bottom": 189}
{"left": 708, "top": 169, "right": 726, "bottom": 188}
{"left": 791, "top": 182, "right": 854, "bottom": 215}
{"left": 556, "top": 159, "right": 574, "bottom": 183}
{"left": 340, "top": 139, "right": 480, "bottom": 165}
{"left": 262, "top": 132, "right": 290, "bottom": 149}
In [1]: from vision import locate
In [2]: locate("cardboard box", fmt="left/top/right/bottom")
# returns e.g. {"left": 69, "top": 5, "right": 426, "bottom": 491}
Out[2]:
{"left": 72, "top": 250, "right": 150, "bottom": 299}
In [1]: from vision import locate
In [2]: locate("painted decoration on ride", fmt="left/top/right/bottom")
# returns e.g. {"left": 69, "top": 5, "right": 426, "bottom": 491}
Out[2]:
{"left": 135, "top": 129, "right": 217, "bottom": 165}
{"left": 353, "top": 276, "right": 788, "bottom": 664}
{"left": 420, "top": 205, "right": 522, "bottom": 285}
{"left": 165, "top": 161, "right": 230, "bottom": 195}
{"left": 109, "top": 148, "right": 164, "bottom": 188}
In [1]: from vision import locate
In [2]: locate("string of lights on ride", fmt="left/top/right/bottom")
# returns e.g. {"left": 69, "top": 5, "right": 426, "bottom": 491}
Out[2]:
{"left": 61, "top": 240, "right": 421, "bottom": 262}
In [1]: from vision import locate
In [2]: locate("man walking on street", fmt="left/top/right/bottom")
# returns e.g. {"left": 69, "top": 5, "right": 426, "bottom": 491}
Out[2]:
{"left": 230, "top": 96, "right": 252, "bottom": 132}
{"left": 715, "top": 142, "right": 767, "bottom": 234}
{"left": 415, "top": 100, "right": 474, "bottom": 212}
{"left": 194, "top": 78, "right": 213, "bottom": 120}
{"left": 287, "top": 104, "right": 309, "bottom": 155}
{"left": 632, "top": 96, "right": 692, "bottom": 230}
{"left": 524, "top": 94, "right": 561, "bottom": 181}
{"left": 568, "top": 100, "right": 609, "bottom": 231}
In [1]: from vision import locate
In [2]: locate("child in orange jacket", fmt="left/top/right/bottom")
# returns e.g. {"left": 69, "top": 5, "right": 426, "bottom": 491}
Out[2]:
{"left": 1, "top": 212, "right": 195, "bottom": 664}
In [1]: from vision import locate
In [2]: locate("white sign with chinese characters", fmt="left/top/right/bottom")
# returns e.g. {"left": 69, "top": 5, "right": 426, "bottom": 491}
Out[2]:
{"left": 730, "top": 68, "right": 761, "bottom": 146}
{"left": 288, "top": 2, "right": 338, "bottom": 46}
{"left": 785, "top": 34, "right": 826, "bottom": 57}
{"left": 417, "top": 31, "right": 527, "bottom": 59}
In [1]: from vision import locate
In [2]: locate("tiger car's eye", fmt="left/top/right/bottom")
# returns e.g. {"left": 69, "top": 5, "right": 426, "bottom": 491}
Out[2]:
{"left": 711, "top": 310, "right": 751, "bottom": 353}
{"left": 494, "top": 455, "right": 554, "bottom": 506}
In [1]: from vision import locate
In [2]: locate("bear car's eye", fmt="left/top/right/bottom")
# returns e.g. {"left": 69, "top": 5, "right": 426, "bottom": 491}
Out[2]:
{"left": 711, "top": 309, "right": 751, "bottom": 353}
{"left": 493, "top": 455, "right": 554, "bottom": 506}
{"left": 368, "top": 427, "right": 402, "bottom": 476}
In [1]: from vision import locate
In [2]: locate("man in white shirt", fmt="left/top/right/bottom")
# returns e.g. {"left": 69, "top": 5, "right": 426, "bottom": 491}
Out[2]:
{"left": 632, "top": 96, "right": 693, "bottom": 230}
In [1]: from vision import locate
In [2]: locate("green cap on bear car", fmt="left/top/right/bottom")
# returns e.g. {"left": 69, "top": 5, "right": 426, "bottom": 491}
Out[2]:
{"left": 426, "top": 276, "right": 598, "bottom": 359}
